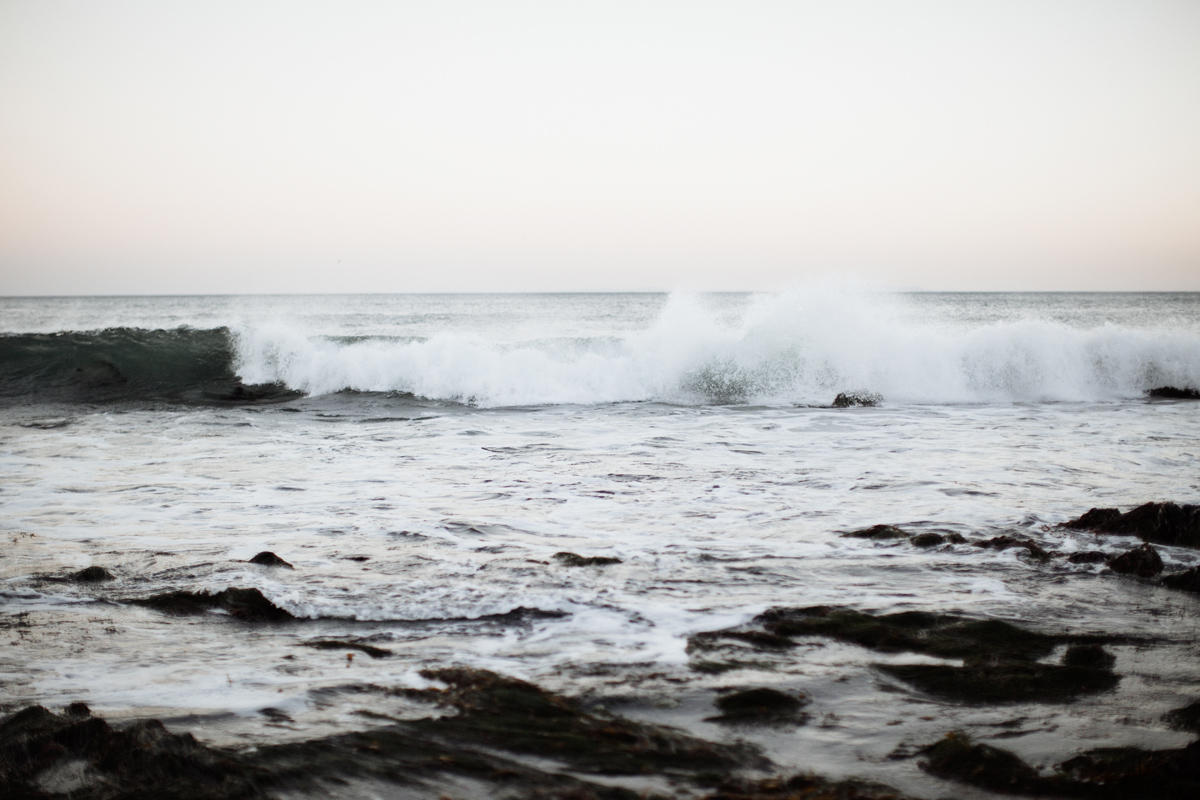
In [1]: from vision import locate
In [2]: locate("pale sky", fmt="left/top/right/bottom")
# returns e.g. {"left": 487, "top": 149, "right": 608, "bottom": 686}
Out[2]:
{"left": 1, "top": 1, "right": 1198, "bottom": 294}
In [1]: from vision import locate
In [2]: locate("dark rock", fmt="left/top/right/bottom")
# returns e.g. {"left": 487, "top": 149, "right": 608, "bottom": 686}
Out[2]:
{"left": 972, "top": 535, "right": 1051, "bottom": 561}
{"left": 553, "top": 552, "right": 622, "bottom": 567}
{"left": 301, "top": 640, "right": 391, "bottom": 659}
{"left": 841, "top": 525, "right": 908, "bottom": 540}
{"left": 0, "top": 704, "right": 265, "bottom": 799}
{"left": 411, "top": 667, "right": 764, "bottom": 775}
{"left": 909, "top": 532, "right": 946, "bottom": 548}
{"left": 708, "top": 688, "right": 809, "bottom": 725}
{"left": 1107, "top": 543, "right": 1164, "bottom": 577}
{"left": 1165, "top": 700, "right": 1200, "bottom": 733}
{"left": 247, "top": 551, "right": 293, "bottom": 568}
{"left": 1068, "top": 550, "right": 1109, "bottom": 564}
{"left": 131, "top": 588, "right": 294, "bottom": 622}
{"left": 701, "top": 774, "right": 910, "bottom": 799}
{"left": 1148, "top": 386, "right": 1200, "bottom": 399}
{"left": 1162, "top": 566, "right": 1200, "bottom": 593}
{"left": 1062, "top": 502, "right": 1200, "bottom": 549}
{"left": 918, "top": 732, "right": 1045, "bottom": 794}
{"left": 71, "top": 566, "right": 115, "bottom": 582}
{"left": 878, "top": 657, "right": 1119, "bottom": 704}
{"left": 831, "top": 392, "right": 882, "bottom": 408}
{"left": 1062, "top": 643, "right": 1117, "bottom": 670}
{"left": 1062, "top": 507, "right": 1122, "bottom": 530}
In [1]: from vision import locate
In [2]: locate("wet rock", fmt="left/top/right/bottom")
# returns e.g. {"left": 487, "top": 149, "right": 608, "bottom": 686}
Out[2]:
{"left": 1068, "top": 550, "right": 1109, "bottom": 564}
{"left": 1162, "top": 566, "right": 1200, "bottom": 594}
{"left": 1062, "top": 502, "right": 1200, "bottom": 549}
{"left": 411, "top": 667, "right": 764, "bottom": 775}
{"left": 0, "top": 704, "right": 265, "bottom": 799}
{"left": 131, "top": 588, "right": 294, "bottom": 622}
{"left": 301, "top": 640, "right": 392, "bottom": 658}
{"left": 831, "top": 392, "right": 882, "bottom": 408}
{"left": 972, "top": 535, "right": 1050, "bottom": 561}
{"left": 247, "top": 551, "right": 293, "bottom": 568}
{"left": 841, "top": 525, "right": 908, "bottom": 540}
{"left": 708, "top": 688, "right": 809, "bottom": 725}
{"left": 1165, "top": 700, "right": 1200, "bottom": 734}
{"left": 909, "top": 532, "right": 966, "bottom": 548}
{"left": 1148, "top": 386, "right": 1200, "bottom": 399}
{"left": 70, "top": 566, "right": 114, "bottom": 583}
{"left": 692, "top": 607, "right": 1118, "bottom": 705}
{"left": 1062, "top": 643, "right": 1117, "bottom": 670}
{"left": 918, "top": 732, "right": 1046, "bottom": 794}
{"left": 920, "top": 730, "right": 1200, "bottom": 799}
{"left": 1106, "top": 543, "right": 1164, "bottom": 577}
{"left": 701, "top": 774, "right": 910, "bottom": 799}
{"left": 553, "top": 552, "right": 622, "bottom": 567}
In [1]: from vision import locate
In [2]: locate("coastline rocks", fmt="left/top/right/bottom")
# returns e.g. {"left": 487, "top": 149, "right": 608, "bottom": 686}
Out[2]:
{"left": 70, "top": 566, "right": 114, "bottom": 583}
{"left": 832, "top": 391, "right": 882, "bottom": 408}
{"left": 1162, "top": 566, "right": 1200, "bottom": 594}
{"left": 1148, "top": 386, "right": 1200, "bottom": 399}
{"left": 1068, "top": 550, "right": 1109, "bottom": 564}
{"left": 1106, "top": 543, "right": 1164, "bottom": 577}
{"left": 131, "top": 588, "right": 294, "bottom": 622}
{"left": 301, "top": 639, "right": 391, "bottom": 658}
{"left": 553, "top": 552, "right": 622, "bottom": 567}
{"left": 1165, "top": 700, "right": 1200, "bottom": 734}
{"left": 910, "top": 532, "right": 965, "bottom": 548}
{"left": 1062, "top": 502, "right": 1200, "bottom": 549}
{"left": 247, "top": 551, "right": 293, "bottom": 568}
{"left": 708, "top": 688, "right": 810, "bottom": 725}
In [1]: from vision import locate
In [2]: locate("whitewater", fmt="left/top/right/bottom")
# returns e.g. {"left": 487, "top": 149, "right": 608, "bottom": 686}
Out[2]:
{"left": 2, "top": 289, "right": 1199, "bottom": 799}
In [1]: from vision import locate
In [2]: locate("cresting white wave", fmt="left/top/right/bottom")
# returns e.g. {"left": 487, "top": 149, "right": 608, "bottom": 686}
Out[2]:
{"left": 232, "top": 291, "right": 1200, "bottom": 406}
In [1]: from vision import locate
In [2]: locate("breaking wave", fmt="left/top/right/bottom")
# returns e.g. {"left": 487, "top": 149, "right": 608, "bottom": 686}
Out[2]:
{"left": 3, "top": 292, "right": 1199, "bottom": 406}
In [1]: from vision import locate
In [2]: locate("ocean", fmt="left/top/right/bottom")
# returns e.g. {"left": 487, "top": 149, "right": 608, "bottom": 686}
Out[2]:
{"left": 3, "top": 289, "right": 1200, "bottom": 799}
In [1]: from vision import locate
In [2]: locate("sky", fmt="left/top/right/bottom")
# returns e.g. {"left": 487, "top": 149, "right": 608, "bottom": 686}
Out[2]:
{"left": 1, "top": 1, "right": 1198, "bottom": 295}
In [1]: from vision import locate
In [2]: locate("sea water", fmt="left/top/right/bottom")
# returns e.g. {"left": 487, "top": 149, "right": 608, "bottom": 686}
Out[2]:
{"left": 2, "top": 289, "right": 1199, "bottom": 797}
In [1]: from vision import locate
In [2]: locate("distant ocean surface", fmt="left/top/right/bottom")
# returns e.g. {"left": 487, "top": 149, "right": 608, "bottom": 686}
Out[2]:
{"left": 3, "top": 290, "right": 1200, "bottom": 797}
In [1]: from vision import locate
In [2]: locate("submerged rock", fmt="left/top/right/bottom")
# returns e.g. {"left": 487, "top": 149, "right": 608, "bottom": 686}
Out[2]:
{"left": 701, "top": 774, "right": 910, "bottom": 799}
{"left": 972, "top": 535, "right": 1051, "bottom": 561}
{"left": 1068, "top": 550, "right": 1109, "bottom": 564}
{"left": 301, "top": 639, "right": 391, "bottom": 658}
{"left": 70, "top": 566, "right": 114, "bottom": 583}
{"left": 1165, "top": 700, "right": 1200, "bottom": 734}
{"left": 553, "top": 551, "right": 622, "bottom": 567}
{"left": 247, "top": 551, "right": 293, "bottom": 568}
{"left": 1162, "top": 566, "right": 1200, "bottom": 594}
{"left": 708, "top": 688, "right": 810, "bottom": 725}
{"left": 831, "top": 392, "right": 882, "bottom": 408}
{"left": 909, "top": 531, "right": 966, "bottom": 548}
{"left": 691, "top": 607, "right": 1118, "bottom": 704}
{"left": 1062, "top": 502, "right": 1200, "bottom": 549}
{"left": 131, "top": 588, "right": 294, "bottom": 622}
{"left": 1148, "top": 386, "right": 1200, "bottom": 399}
{"left": 919, "top": 731, "right": 1200, "bottom": 799}
{"left": 410, "top": 667, "right": 763, "bottom": 775}
{"left": 1106, "top": 543, "right": 1164, "bottom": 577}
{"left": 841, "top": 524, "right": 908, "bottom": 540}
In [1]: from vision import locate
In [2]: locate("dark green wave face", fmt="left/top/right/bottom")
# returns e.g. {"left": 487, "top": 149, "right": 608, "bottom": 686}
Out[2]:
{"left": 0, "top": 327, "right": 298, "bottom": 405}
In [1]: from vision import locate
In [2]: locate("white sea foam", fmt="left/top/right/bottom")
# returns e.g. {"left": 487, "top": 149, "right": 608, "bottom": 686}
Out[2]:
{"left": 232, "top": 290, "right": 1200, "bottom": 406}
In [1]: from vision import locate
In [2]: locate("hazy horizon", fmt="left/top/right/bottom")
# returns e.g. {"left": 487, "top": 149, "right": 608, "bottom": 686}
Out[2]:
{"left": 2, "top": 1, "right": 1198, "bottom": 295}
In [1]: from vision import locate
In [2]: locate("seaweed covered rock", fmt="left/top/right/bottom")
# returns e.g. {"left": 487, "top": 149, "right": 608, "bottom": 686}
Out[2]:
{"left": 0, "top": 704, "right": 265, "bottom": 799}
{"left": 1063, "top": 502, "right": 1200, "bottom": 549}
{"left": 690, "top": 607, "right": 1118, "bottom": 704}
{"left": 553, "top": 552, "right": 622, "bottom": 567}
{"left": 918, "top": 732, "right": 1046, "bottom": 795}
{"left": 1106, "top": 543, "right": 1164, "bottom": 577}
{"left": 131, "top": 588, "right": 294, "bottom": 622}
{"left": 708, "top": 688, "right": 810, "bottom": 725}
{"left": 841, "top": 525, "right": 908, "bottom": 541}
{"left": 247, "top": 551, "right": 293, "bottom": 568}
{"left": 1162, "top": 566, "right": 1200, "bottom": 594}
{"left": 411, "top": 667, "right": 762, "bottom": 775}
